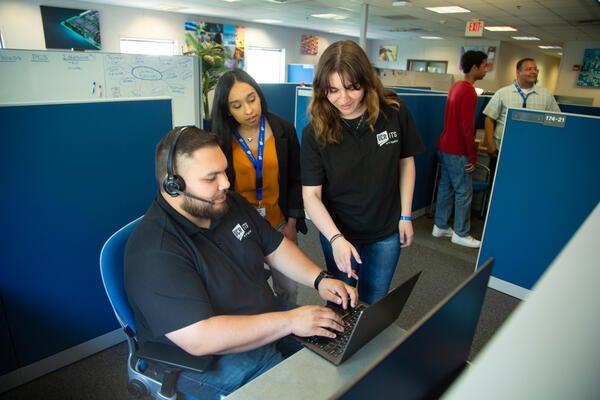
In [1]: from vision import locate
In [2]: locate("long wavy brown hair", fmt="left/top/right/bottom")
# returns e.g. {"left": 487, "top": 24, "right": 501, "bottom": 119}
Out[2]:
{"left": 309, "top": 40, "right": 399, "bottom": 145}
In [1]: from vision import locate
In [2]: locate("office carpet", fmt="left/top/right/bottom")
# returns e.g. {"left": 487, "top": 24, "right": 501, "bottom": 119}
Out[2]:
{"left": 0, "top": 215, "right": 520, "bottom": 400}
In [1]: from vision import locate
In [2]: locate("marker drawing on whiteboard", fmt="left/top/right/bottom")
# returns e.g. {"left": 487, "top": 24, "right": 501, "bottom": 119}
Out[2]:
{"left": 92, "top": 81, "right": 96, "bottom": 95}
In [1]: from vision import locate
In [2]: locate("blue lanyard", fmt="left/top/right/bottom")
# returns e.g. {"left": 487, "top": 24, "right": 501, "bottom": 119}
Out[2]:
{"left": 514, "top": 82, "right": 533, "bottom": 108}
{"left": 233, "top": 115, "right": 265, "bottom": 201}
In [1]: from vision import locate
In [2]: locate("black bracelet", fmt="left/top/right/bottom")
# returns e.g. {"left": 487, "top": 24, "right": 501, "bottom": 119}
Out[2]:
{"left": 313, "top": 270, "right": 332, "bottom": 290}
{"left": 329, "top": 233, "right": 343, "bottom": 245}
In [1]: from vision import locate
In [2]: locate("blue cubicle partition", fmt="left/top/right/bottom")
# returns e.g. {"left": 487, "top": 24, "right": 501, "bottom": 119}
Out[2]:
{"left": 557, "top": 103, "right": 600, "bottom": 117}
{"left": 477, "top": 108, "right": 600, "bottom": 299}
{"left": 0, "top": 99, "right": 172, "bottom": 378}
{"left": 260, "top": 83, "right": 299, "bottom": 124}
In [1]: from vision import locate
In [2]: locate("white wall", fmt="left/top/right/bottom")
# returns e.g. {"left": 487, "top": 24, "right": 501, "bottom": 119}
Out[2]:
{"left": 368, "top": 37, "right": 565, "bottom": 95}
{"left": 1, "top": 0, "right": 598, "bottom": 104}
{"left": 493, "top": 40, "right": 561, "bottom": 93}
{"left": 0, "top": 0, "right": 351, "bottom": 78}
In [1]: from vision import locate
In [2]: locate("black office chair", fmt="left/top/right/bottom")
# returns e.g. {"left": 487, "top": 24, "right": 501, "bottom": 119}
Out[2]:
{"left": 472, "top": 162, "right": 491, "bottom": 218}
{"left": 99, "top": 217, "right": 212, "bottom": 400}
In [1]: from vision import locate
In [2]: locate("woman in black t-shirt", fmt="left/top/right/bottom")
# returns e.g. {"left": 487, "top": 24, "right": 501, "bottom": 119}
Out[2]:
{"left": 301, "top": 40, "right": 425, "bottom": 303}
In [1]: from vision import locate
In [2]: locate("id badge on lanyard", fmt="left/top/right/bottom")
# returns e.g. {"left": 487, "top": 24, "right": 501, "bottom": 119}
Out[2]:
{"left": 234, "top": 115, "right": 266, "bottom": 218}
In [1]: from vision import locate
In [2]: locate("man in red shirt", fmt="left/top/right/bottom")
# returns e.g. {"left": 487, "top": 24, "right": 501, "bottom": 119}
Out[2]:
{"left": 432, "top": 50, "right": 488, "bottom": 248}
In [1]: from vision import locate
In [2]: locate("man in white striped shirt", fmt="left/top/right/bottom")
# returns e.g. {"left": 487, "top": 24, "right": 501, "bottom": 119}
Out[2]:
{"left": 483, "top": 58, "right": 560, "bottom": 160}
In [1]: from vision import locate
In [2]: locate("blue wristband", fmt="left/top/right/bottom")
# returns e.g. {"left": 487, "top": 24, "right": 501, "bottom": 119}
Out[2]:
{"left": 400, "top": 215, "right": 412, "bottom": 221}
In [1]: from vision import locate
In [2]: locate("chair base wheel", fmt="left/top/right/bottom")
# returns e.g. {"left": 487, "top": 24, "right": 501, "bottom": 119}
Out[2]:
{"left": 128, "top": 379, "right": 149, "bottom": 398}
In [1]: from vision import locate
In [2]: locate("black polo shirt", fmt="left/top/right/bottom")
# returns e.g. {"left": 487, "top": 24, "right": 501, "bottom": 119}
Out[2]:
{"left": 124, "top": 191, "right": 283, "bottom": 346}
{"left": 301, "top": 101, "right": 425, "bottom": 244}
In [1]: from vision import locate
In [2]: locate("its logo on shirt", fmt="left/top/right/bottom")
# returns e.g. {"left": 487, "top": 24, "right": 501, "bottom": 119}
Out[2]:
{"left": 376, "top": 130, "right": 399, "bottom": 146}
{"left": 232, "top": 222, "right": 251, "bottom": 241}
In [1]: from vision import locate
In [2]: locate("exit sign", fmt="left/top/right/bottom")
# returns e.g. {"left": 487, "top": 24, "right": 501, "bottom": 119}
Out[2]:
{"left": 465, "top": 20, "right": 484, "bottom": 37}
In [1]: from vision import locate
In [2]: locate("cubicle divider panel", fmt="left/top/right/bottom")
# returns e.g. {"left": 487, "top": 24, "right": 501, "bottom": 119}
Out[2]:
{"left": 260, "top": 83, "right": 299, "bottom": 124}
{"left": 396, "top": 93, "right": 447, "bottom": 211}
{"left": 0, "top": 99, "right": 172, "bottom": 371}
{"left": 557, "top": 103, "right": 600, "bottom": 117}
{"left": 477, "top": 108, "right": 600, "bottom": 298}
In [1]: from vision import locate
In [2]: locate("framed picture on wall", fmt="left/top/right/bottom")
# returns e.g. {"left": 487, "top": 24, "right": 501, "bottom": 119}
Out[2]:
{"left": 40, "top": 6, "right": 101, "bottom": 50}
{"left": 379, "top": 45, "right": 397, "bottom": 62}
{"left": 301, "top": 35, "right": 319, "bottom": 55}
{"left": 577, "top": 48, "right": 600, "bottom": 88}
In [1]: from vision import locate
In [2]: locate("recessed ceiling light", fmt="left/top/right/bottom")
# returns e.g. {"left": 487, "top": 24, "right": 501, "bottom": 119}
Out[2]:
{"left": 485, "top": 26, "right": 517, "bottom": 32}
{"left": 425, "top": 6, "right": 470, "bottom": 14}
{"left": 222, "top": 0, "right": 240, "bottom": 3}
{"left": 421, "top": 36, "right": 444, "bottom": 40}
{"left": 392, "top": 0, "right": 409, "bottom": 6}
{"left": 512, "top": 36, "right": 541, "bottom": 41}
{"left": 254, "top": 19, "right": 282, "bottom": 24}
{"left": 312, "top": 13, "right": 346, "bottom": 20}
{"left": 538, "top": 45, "right": 562, "bottom": 49}
{"left": 155, "top": 4, "right": 187, "bottom": 11}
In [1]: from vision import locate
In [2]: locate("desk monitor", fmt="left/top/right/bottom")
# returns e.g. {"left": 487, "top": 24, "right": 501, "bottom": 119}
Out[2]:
{"left": 334, "top": 257, "right": 495, "bottom": 400}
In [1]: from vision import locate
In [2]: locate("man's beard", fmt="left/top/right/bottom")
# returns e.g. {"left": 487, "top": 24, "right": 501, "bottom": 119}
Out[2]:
{"left": 181, "top": 194, "right": 229, "bottom": 220}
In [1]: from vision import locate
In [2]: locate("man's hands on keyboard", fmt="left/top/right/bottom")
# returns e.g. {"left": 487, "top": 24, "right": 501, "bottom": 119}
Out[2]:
{"left": 289, "top": 305, "right": 345, "bottom": 339}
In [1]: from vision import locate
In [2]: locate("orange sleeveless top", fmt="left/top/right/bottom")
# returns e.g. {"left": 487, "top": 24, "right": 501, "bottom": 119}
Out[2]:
{"left": 232, "top": 135, "right": 286, "bottom": 228}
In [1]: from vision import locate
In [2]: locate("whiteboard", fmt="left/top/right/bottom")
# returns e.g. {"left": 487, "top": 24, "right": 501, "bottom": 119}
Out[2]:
{"left": 0, "top": 49, "right": 200, "bottom": 126}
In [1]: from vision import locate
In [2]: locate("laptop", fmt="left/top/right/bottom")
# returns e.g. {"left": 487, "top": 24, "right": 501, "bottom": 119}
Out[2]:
{"left": 333, "top": 257, "right": 495, "bottom": 399}
{"left": 295, "top": 271, "right": 421, "bottom": 365}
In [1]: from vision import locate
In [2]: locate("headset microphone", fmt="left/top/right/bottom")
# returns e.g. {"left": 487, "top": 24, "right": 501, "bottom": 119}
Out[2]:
{"left": 177, "top": 189, "right": 215, "bottom": 205}
{"left": 162, "top": 126, "right": 215, "bottom": 206}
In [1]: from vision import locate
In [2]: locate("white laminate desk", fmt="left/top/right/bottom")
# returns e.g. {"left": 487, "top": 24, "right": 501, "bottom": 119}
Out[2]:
{"left": 225, "top": 324, "right": 406, "bottom": 400}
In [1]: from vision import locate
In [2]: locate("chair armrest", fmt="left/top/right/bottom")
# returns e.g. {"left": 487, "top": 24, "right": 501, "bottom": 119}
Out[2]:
{"left": 137, "top": 341, "right": 213, "bottom": 373}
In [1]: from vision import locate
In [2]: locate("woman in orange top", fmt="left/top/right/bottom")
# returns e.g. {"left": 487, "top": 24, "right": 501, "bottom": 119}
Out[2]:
{"left": 211, "top": 69, "right": 306, "bottom": 302}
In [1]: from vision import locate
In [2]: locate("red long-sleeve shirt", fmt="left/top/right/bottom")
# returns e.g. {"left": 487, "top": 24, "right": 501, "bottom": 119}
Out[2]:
{"left": 436, "top": 80, "right": 478, "bottom": 166}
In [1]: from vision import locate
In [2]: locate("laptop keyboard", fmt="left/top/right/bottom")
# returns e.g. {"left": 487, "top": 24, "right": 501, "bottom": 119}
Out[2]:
{"left": 304, "top": 304, "right": 367, "bottom": 358}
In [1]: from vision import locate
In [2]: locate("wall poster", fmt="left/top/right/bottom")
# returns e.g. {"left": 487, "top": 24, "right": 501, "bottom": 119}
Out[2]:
{"left": 184, "top": 21, "right": 242, "bottom": 68}
{"left": 301, "top": 34, "right": 319, "bottom": 55}
{"left": 577, "top": 48, "right": 600, "bottom": 88}
{"left": 40, "top": 5, "right": 101, "bottom": 50}
{"left": 379, "top": 45, "right": 398, "bottom": 62}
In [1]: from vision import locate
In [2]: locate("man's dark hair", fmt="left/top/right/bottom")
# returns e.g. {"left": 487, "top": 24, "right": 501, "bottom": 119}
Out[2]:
{"left": 154, "top": 126, "right": 219, "bottom": 186}
{"left": 460, "top": 50, "right": 488, "bottom": 73}
{"left": 516, "top": 58, "right": 535, "bottom": 70}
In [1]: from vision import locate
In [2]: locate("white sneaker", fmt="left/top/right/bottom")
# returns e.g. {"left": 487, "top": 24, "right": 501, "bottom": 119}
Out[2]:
{"left": 432, "top": 225, "right": 454, "bottom": 238}
{"left": 451, "top": 233, "right": 481, "bottom": 248}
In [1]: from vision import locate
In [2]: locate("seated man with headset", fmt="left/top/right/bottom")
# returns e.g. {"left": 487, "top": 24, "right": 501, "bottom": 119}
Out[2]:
{"left": 124, "top": 126, "right": 358, "bottom": 400}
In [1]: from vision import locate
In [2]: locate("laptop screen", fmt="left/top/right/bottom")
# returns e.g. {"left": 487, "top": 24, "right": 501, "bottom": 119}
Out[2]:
{"left": 334, "top": 257, "right": 495, "bottom": 400}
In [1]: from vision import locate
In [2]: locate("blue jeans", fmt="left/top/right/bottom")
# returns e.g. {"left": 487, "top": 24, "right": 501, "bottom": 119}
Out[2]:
{"left": 176, "top": 299, "right": 302, "bottom": 399}
{"left": 319, "top": 232, "right": 401, "bottom": 304}
{"left": 434, "top": 151, "right": 473, "bottom": 237}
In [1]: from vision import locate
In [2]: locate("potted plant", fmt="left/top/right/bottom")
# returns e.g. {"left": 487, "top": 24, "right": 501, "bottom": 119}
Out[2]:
{"left": 184, "top": 31, "right": 228, "bottom": 121}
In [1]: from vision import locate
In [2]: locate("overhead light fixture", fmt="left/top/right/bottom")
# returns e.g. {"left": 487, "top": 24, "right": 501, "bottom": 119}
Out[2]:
{"left": 485, "top": 26, "right": 517, "bottom": 32}
{"left": 254, "top": 19, "right": 282, "bottom": 24}
{"left": 392, "top": 0, "right": 409, "bottom": 6}
{"left": 155, "top": 4, "right": 187, "bottom": 11}
{"left": 538, "top": 45, "right": 562, "bottom": 49}
{"left": 311, "top": 13, "right": 346, "bottom": 20}
{"left": 421, "top": 36, "right": 444, "bottom": 40}
{"left": 425, "top": 6, "right": 470, "bottom": 14}
{"left": 512, "top": 36, "right": 541, "bottom": 41}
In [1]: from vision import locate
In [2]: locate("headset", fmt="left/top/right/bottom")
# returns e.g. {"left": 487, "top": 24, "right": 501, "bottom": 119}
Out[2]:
{"left": 162, "top": 126, "right": 215, "bottom": 205}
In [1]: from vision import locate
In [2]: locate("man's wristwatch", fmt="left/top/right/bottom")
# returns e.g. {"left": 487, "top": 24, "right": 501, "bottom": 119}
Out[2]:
{"left": 313, "top": 270, "right": 333, "bottom": 290}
